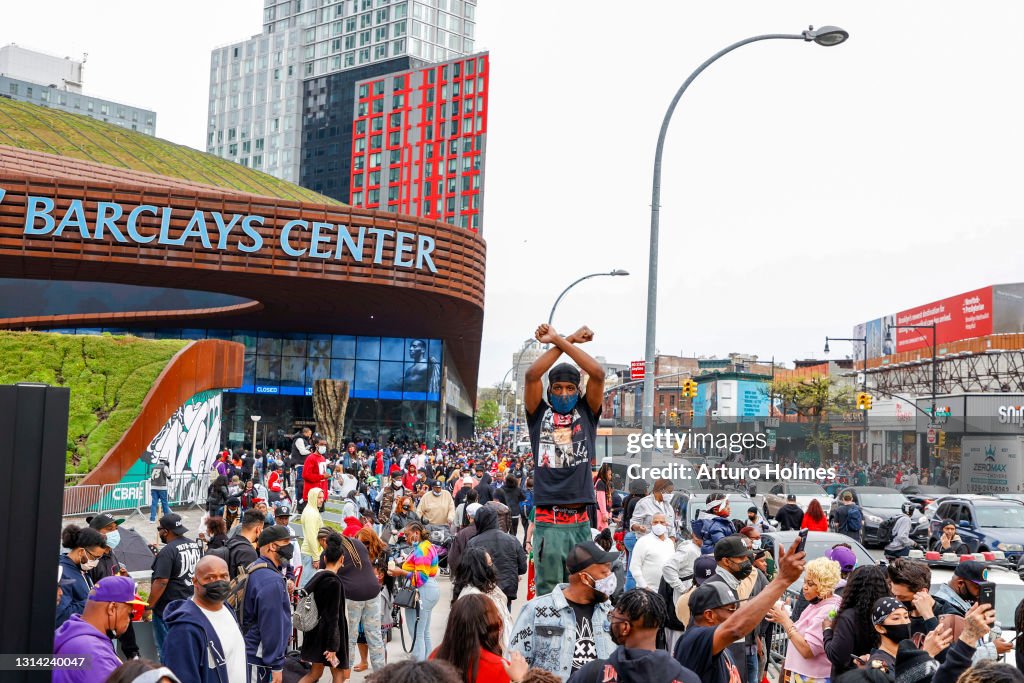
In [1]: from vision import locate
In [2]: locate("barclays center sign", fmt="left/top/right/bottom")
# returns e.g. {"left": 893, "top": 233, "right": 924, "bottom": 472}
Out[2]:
{"left": 2, "top": 187, "right": 439, "bottom": 273}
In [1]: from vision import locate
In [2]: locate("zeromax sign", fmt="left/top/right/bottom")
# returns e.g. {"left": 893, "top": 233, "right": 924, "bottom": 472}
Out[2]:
{"left": 8, "top": 187, "right": 438, "bottom": 273}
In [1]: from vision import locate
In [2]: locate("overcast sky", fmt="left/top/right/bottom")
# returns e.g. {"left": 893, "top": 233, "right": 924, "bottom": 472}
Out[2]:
{"left": 6, "top": 1, "right": 1024, "bottom": 392}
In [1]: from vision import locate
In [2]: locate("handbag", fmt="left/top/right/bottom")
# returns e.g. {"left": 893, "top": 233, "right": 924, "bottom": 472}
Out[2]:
{"left": 291, "top": 572, "right": 321, "bottom": 632}
{"left": 392, "top": 579, "right": 421, "bottom": 653}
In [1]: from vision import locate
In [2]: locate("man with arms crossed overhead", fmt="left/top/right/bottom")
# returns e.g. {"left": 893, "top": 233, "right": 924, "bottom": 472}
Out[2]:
{"left": 523, "top": 323, "right": 605, "bottom": 596}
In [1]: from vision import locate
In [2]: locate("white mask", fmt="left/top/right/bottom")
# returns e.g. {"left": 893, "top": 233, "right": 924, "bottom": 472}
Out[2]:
{"left": 662, "top": 492, "right": 673, "bottom": 503}
{"left": 81, "top": 555, "right": 100, "bottom": 571}
{"left": 318, "top": 446, "right": 327, "bottom": 454}
{"left": 652, "top": 523, "right": 668, "bottom": 538}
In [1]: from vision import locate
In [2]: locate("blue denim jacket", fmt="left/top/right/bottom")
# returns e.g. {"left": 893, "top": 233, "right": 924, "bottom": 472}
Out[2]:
{"left": 508, "top": 584, "right": 614, "bottom": 681}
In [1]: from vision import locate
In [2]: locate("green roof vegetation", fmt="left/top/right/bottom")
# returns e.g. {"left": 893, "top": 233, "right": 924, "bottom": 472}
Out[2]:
{"left": 0, "top": 331, "right": 188, "bottom": 475}
{"left": 0, "top": 97, "right": 341, "bottom": 205}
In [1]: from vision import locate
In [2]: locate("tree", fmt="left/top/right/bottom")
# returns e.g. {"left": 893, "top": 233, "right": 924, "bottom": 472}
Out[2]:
{"left": 475, "top": 399, "right": 500, "bottom": 430}
{"left": 768, "top": 375, "right": 854, "bottom": 462}
{"left": 313, "top": 379, "right": 350, "bottom": 447}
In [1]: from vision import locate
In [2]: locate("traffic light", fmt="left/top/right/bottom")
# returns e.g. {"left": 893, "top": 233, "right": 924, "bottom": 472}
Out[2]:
{"left": 864, "top": 393, "right": 872, "bottom": 410}
{"left": 856, "top": 392, "right": 870, "bottom": 410}
{"left": 938, "top": 431, "right": 946, "bottom": 447}
{"left": 681, "top": 379, "right": 697, "bottom": 398}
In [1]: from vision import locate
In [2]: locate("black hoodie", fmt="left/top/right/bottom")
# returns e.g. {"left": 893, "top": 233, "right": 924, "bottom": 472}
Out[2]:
{"left": 467, "top": 505, "right": 527, "bottom": 600}
{"left": 569, "top": 645, "right": 702, "bottom": 683}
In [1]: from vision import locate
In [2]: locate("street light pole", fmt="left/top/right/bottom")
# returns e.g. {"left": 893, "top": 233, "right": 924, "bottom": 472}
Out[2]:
{"left": 250, "top": 414, "right": 261, "bottom": 457}
{"left": 825, "top": 335, "right": 868, "bottom": 461}
{"left": 547, "top": 270, "right": 629, "bottom": 328}
{"left": 641, "top": 26, "right": 849, "bottom": 465}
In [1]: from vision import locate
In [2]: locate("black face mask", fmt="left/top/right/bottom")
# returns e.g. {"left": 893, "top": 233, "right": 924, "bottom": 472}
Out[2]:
{"left": 275, "top": 543, "right": 295, "bottom": 561}
{"left": 202, "top": 580, "right": 232, "bottom": 603}
{"left": 882, "top": 623, "right": 912, "bottom": 643}
{"left": 956, "top": 586, "right": 978, "bottom": 605}
{"left": 731, "top": 560, "right": 753, "bottom": 581}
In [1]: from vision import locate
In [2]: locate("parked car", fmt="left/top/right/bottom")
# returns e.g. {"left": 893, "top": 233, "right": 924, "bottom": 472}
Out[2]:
{"left": 923, "top": 493, "right": 1014, "bottom": 519}
{"left": 762, "top": 530, "right": 876, "bottom": 593}
{"left": 899, "top": 485, "right": 951, "bottom": 512}
{"left": 929, "top": 497, "right": 1024, "bottom": 564}
{"left": 993, "top": 493, "right": 1024, "bottom": 506}
{"left": 752, "top": 480, "right": 833, "bottom": 519}
{"left": 828, "top": 486, "right": 930, "bottom": 548}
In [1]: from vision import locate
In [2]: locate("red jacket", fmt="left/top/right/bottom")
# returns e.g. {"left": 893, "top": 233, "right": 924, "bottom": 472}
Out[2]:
{"left": 430, "top": 647, "right": 509, "bottom": 683}
{"left": 267, "top": 470, "right": 282, "bottom": 493}
{"left": 302, "top": 452, "right": 328, "bottom": 502}
{"left": 801, "top": 514, "right": 829, "bottom": 532}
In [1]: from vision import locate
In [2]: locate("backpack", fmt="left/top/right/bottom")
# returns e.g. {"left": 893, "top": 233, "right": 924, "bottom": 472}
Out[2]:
{"left": 226, "top": 560, "right": 278, "bottom": 630}
{"left": 521, "top": 488, "right": 534, "bottom": 516}
{"left": 877, "top": 515, "right": 899, "bottom": 543}
{"left": 844, "top": 505, "right": 863, "bottom": 532}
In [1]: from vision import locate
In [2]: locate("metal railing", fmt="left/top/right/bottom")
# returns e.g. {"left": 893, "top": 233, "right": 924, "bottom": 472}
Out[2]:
{"left": 62, "top": 471, "right": 214, "bottom": 517}
{"left": 62, "top": 485, "right": 103, "bottom": 517}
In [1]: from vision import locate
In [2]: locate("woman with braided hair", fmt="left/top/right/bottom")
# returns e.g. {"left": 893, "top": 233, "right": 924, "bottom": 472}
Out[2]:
{"left": 822, "top": 564, "right": 892, "bottom": 680}
{"left": 337, "top": 523, "right": 387, "bottom": 673}
{"left": 568, "top": 588, "right": 700, "bottom": 683}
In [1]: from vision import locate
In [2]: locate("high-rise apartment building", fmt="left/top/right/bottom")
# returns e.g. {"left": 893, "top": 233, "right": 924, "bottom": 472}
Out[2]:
{"left": 0, "top": 44, "right": 156, "bottom": 135}
{"left": 208, "top": 0, "right": 478, "bottom": 186}
{"left": 345, "top": 53, "right": 488, "bottom": 230}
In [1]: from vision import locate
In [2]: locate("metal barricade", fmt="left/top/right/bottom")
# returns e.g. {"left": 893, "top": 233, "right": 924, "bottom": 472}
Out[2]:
{"left": 766, "top": 621, "right": 788, "bottom": 679}
{"left": 62, "top": 485, "right": 103, "bottom": 517}
{"left": 164, "top": 472, "right": 208, "bottom": 510}
{"left": 97, "top": 480, "right": 147, "bottom": 517}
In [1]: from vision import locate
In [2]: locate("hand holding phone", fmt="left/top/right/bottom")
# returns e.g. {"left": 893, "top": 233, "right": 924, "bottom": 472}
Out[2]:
{"left": 978, "top": 581, "right": 996, "bottom": 608}
{"left": 797, "top": 528, "right": 809, "bottom": 553}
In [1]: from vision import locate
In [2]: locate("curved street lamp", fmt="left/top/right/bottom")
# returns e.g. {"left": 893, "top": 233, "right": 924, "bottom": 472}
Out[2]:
{"left": 548, "top": 269, "right": 630, "bottom": 328}
{"left": 640, "top": 26, "right": 849, "bottom": 464}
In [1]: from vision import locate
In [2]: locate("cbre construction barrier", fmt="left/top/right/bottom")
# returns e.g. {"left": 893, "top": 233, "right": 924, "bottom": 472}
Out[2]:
{"left": 62, "top": 472, "right": 212, "bottom": 516}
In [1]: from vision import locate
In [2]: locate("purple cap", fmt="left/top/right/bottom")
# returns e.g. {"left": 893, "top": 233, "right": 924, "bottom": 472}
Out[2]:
{"left": 89, "top": 576, "right": 147, "bottom": 605}
{"left": 826, "top": 545, "right": 857, "bottom": 573}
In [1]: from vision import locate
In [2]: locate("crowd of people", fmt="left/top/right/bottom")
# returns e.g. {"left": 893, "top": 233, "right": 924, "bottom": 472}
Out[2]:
{"left": 51, "top": 323, "right": 1017, "bottom": 683}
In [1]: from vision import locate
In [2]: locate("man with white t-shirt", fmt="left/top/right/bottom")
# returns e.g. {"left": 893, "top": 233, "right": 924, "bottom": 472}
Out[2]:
{"left": 162, "top": 555, "right": 247, "bottom": 683}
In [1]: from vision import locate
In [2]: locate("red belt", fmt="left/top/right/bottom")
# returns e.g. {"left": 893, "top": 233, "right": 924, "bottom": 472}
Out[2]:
{"left": 535, "top": 507, "right": 589, "bottom": 524}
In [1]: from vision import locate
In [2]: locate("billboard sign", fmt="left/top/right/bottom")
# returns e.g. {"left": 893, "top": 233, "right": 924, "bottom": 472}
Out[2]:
{"left": 630, "top": 361, "right": 645, "bottom": 380}
{"left": 893, "top": 286, "right": 992, "bottom": 353}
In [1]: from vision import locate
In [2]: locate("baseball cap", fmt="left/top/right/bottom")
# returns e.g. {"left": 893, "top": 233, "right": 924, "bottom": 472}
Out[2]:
{"left": 747, "top": 506, "right": 758, "bottom": 514}
{"left": 466, "top": 503, "right": 482, "bottom": 517}
{"left": 158, "top": 513, "right": 188, "bottom": 535}
{"left": 88, "top": 513, "right": 125, "bottom": 530}
{"left": 692, "top": 555, "right": 718, "bottom": 586}
{"left": 258, "top": 524, "right": 291, "bottom": 547}
{"left": 89, "top": 576, "right": 147, "bottom": 606}
{"left": 226, "top": 497, "right": 241, "bottom": 508}
{"left": 786, "top": 494, "right": 797, "bottom": 502}
{"left": 428, "top": 479, "right": 441, "bottom": 488}
{"left": 688, "top": 582, "right": 740, "bottom": 615}
{"left": 714, "top": 535, "right": 753, "bottom": 561}
{"left": 463, "top": 475, "right": 474, "bottom": 484}
{"left": 826, "top": 546, "right": 858, "bottom": 573}
{"left": 954, "top": 560, "right": 987, "bottom": 584}
{"left": 275, "top": 504, "right": 293, "bottom": 517}
{"left": 566, "top": 541, "right": 619, "bottom": 574}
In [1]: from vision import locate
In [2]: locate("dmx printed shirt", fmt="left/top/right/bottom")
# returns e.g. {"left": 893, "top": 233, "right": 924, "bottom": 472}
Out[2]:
{"left": 527, "top": 398, "right": 600, "bottom": 507}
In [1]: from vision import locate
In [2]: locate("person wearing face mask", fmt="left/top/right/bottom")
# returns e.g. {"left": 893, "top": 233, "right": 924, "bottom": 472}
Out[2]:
{"left": 628, "top": 512, "right": 675, "bottom": 591}
{"left": 297, "top": 532, "right": 349, "bottom": 683}
{"left": 300, "top": 488, "right": 326, "bottom": 587}
{"left": 866, "top": 597, "right": 914, "bottom": 672}
{"left": 302, "top": 437, "right": 330, "bottom": 510}
{"left": 146, "top": 514, "right": 203, "bottom": 657}
{"left": 375, "top": 468, "right": 406, "bottom": 542}
{"left": 886, "top": 558, "right": 939, "bottom": 640}
{"left": 522, "top": 324, "right": 606, "bottom": 597}
{"left": 930, "top": 519, "right": 970, "bottom": 556}
{"left": 162, "top": 555, "right": 247, "bottom": 683}
{"left": 704, "top": 535, "right": 770, "bottom": 683}
{"left": 693, "top": 495, "right": 736, "bottom": 555}
{"left": 932, "top": 560, "right": 985, "bottom": 618}
{"left": 568, "top": 589, "right": 701, "bottom": 683}
{"left": 744, "top": 506, "right": 773, "bottom": 534}
{"left": 508, "top": 541, "right": 618, "bottom": 681}
{"left": 766, "top": 557, "right": 842, "bottom": 683}
{"left": 630, "top": 479, "right": 677, "bottom": 545}
{"left": 57, "top": 524, "right": 107, "bottom": 628}
{"left": 418, "top": 479, "right": 456, "bottom": 525}
{"left": 53, "top": 576, "right": 147, "bottom": 683}
{"left": 391, "top": 495, "right": 422, "bottom": 538}
{"left": 244, "top": 525, "right": 296, "bottom": 683}
{"left": 86, "top": 513, "right": 141, "bottom": 661}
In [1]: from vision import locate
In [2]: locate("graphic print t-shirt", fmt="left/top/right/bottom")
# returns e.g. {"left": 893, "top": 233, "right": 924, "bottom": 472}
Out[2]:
{"left": 152, "top": 536, "right": 202, "bottom": 615}
{"left": 673, "top": 625, "right": 742, "bottom": 683}
{"left": 567, "top": 598, "right": 598, "bottom": 674}
{"left": 527, "top": 398, "right": 600, "bottom": 507}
